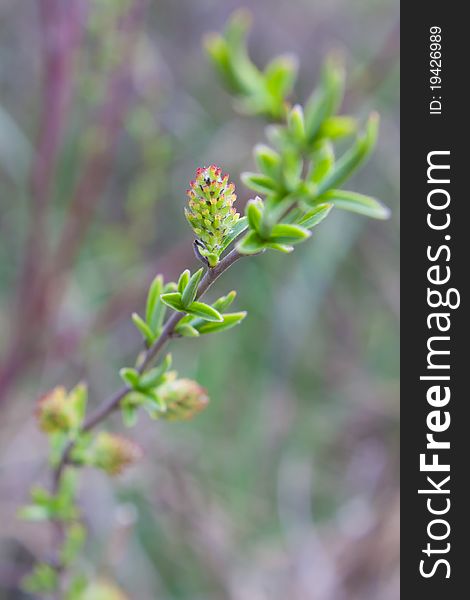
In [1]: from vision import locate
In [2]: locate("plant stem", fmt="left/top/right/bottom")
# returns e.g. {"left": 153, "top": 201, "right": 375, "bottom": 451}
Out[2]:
{"left": 50, "top": 247, "right": 243, "bottom": 559}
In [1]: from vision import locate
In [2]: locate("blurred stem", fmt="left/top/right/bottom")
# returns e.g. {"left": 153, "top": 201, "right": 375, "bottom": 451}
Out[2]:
{"left": 50, "top": 247, "right": 243, "bottom": 570}
{"left": 0, "top": 1, "right": 82, "bottom": 407}
{"left": 0, "top": 0, "right": 145, "bottom": 408}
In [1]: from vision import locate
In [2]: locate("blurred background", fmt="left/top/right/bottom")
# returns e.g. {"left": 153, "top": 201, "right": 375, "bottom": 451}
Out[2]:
{"left": 0, "top": 0, "right": 399, "bottom": 598}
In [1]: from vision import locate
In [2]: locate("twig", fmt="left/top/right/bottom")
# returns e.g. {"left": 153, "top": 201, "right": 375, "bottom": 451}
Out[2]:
{"left": 50, "top": 248, "right": 243, "bottom": 566}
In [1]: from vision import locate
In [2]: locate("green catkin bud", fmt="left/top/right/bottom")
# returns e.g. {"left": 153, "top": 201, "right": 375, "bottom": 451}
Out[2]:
{"left": 185, "top": 165, "right": 240, "bottom": 267}
{"left": 158, "top": 379, "right": 209, "bottom": 421}
{"left": 92, "top": 432, "right": 143, "bottom": 475}
{"left": 36, "top": 387, "right": 75, "bottom": 433}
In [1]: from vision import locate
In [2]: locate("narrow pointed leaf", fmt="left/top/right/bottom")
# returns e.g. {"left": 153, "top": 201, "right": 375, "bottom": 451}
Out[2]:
{"left": 269, "top": 223, "right": 311, "bottom": 244}
{"left": 139, "top": 354, "right": 172, "bottom": 389}
{"left": 288, "top": 104, "right": 305, "bottom": 142}
{"left": 132, "top": 313, "right": 155, "bottom": 344}
{"left": 296, "top": 203, "right": 333, "bottom": 229}
{"left": 309, "top": 141, "right": 335, "bottom": 184}
{"left": 263, "top": 54, "right": 298, "bottom": 99}
{"left": 317, "top": 113, "right": 379, "bottom": 194}
{"left": 145, "top": 389, "right": 167, "bottom": 413}
{"left": 177, "top": 270, "right": 190, "bottom": 294}
{"left": 164, "top": 281, "right": 178, "bottom": 292}
{"left": 281, "top": 149, "right": 303, "bottom": 191}
{"left": 305, "top": 55, "right": 345, "bottom": 141}
{"left": 320, "top": 190, "right": 390, "bottom": 219}
{"left": 236, "top": 231, "right": 267, "bottom": 255}
{"left": 254, "top": 144, "right": 281, "bottom": 179}
{"left": 219, "top": 216, "right": 248, "bottom": 253}
{"left": 122, "top": 391, "right": 150, "bottom": 407}
{"left": 197, "top": 311, "right": 247, "bottom": 334}
{"left": 160, "top": 292, "right": 185, "bottom": 312}
{"left": 181, "top": 268, "right": 203, "bottom": 308}
{"left": 241, "top": 172, "right": 278, "bottom": 194}
{"left": 212, "top": 290, "right": 237, "bottom": 312}
{"left": 175, "top": 323, "right": 201, "bottom": 337}
{"left": 187, "top": 301, "right": 223, "bottom": 322}
{"left": 119, "top": 368, "right": 140, "bottom": 388}
{"left": 145, "top": 275, "right": 163, "bottom": 328}
{"left": 246, "top": 199, "right": 263, "bottom": 233}
{"left": 318, "top": 116, "right": 357, "bottom": 139}
{"left": 265, "top": 242, "right": 294, "bottom": 253}
{"left": 265, "top": 124, "right": 291, "bottom": 151}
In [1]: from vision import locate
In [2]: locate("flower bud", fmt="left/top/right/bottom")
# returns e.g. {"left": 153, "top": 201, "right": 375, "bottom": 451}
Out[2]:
{"left": 36, "top": 387, "right": 75, "bottom": 433}
{"left": 158, "top": 378, "right": 209, "bottom": 421}
{"left": 185, "top": 165, "right": 239, "bottom": 266}
{"left": 92, "top": 432, "right": 142, "bottom": 476}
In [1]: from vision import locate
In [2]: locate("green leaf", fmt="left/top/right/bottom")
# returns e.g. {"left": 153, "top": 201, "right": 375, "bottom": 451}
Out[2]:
{"left": 68, "top": 383, "right": 87, "bottom": 427}
{"left": 56, "top": 469, "right": 77, "bottom": 517}
{"left": 22, "top": 563, "right": 58, "bottom": 594}
{"left": 175, "top": 323, "right": 200, "bottom": 337}
{"left": 223, "top": 10, "right": 263, "bottom": 94}
{"left": 318, "top": 116, "right": 357, "bottom": 139}
{"left": 212, "top": 290, "right": 237, "bottom": 312}
{"left": 236, "top": 231, "right": 267, "bottom": 255}
{"left": 281, "top": 149, "right": 303, "bottom": 191}
{"left": 49, "top": 432, "right": 69, "bottom": 468}
{"left": 296, "top": 203, "right": 333, "bottom": 229}
{"left": 139, "top": 354, "right": 173, "bottom": 388}
{"left": 60, "top": 523, "right": 86, "bottom": 565}
{"left": 160, "top": 292, "right": 185, "bottom": 313}
{"left": 263, "top": 54, "right": 298, "bottom": 101}
{"left": 246, "top": 198, "right": 263, "bottom": 233}
{"left": 164, "top": 281, "right": 178, "bottom": 292}
{"left": 121, "top": 403, "right": 138, "bottom": 427}
{"left": 65, "top": 574, "right": 88, "bottom": 600}
{"left": 181, "top": 268, "right": 204, "bottom": 308}
{"left": 197, "top": 311, "right": 247, "bottom": 334}
{"left": 266, "top": 124, "right": 291, "bottom": 151}
{"left": 177, "top": 270, "right": 190, "bottom": 294}
{"left": 317, "top": 112, "right": 379, "bottom": 194}
{"left": 187, "top": 301, "right": 223, "bottom": 322}
{"left": 309, "top": 141, "right": 335, "bottom": 184}
{"left": 269, "top": 223, "right": 311, "bottom": 244}
{"left": 144, "top": 389, "right": 167, "bottom": 414}
{"left": 30, "top": 486, "right": 52, "bottom": 506}
{"left": 145, "top": 275, "right": 163, "bottom": 328}
{"left": 237, "top": 229, "right": 296, "bottom": 255}
{"left": 119, "top": 367, "right": 140, "bottom": 388}
{"left": 122, "top": 391, "right": 150, "bottom": 408}
{"left": 219, "top": 216, "right": 248, "bottom": 253}
{"left": 254, "top": 144, "right": 281, "bottom": 179}
{"left": 241, "top": 172, "right": 278, "bottom": 194}
{"left": 204, "top": 33, "right": 237, "bottom": 91}
{"left": 287, "top": 104, "right": 305, "bottom": 142}
{"left": 304, "top": 54, "right": 345, "bottom": 141}
{"left": 18, "top": 504, "right": 50, "bottom": 521}
{"left": 265, "top": 242, "right": 294, "bottom": 254}
{"left": 320, "top": 190, "right": 390, "bottom": 219}
{"left": 131, "top": 313, "right": 155, "bottom": 345}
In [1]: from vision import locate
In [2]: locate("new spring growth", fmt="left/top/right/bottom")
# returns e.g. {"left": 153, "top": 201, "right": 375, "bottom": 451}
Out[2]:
{"left": 20, "top": 11, "right": 391, "bottom": 596}
{"left": 185, "top": 165, "right": 240, "bottom": 267}
{"left": 36, "top": 384, "right": 87, "bottom": 434}
{"left": 91, "top": 432, "right": 143, "bottom": 475}
{"left": 157, "top": 378, "right": 209, "bottom": 421}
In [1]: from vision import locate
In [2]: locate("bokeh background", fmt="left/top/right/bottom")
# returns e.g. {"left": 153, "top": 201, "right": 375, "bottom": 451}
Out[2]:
{"left": 0, "top": 1, "right": 399, "bottom": 598}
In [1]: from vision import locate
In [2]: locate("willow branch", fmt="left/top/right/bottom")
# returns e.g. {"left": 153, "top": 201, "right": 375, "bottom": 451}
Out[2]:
{"left": 52, "top": 247, "right": 243, "bottom": 492}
